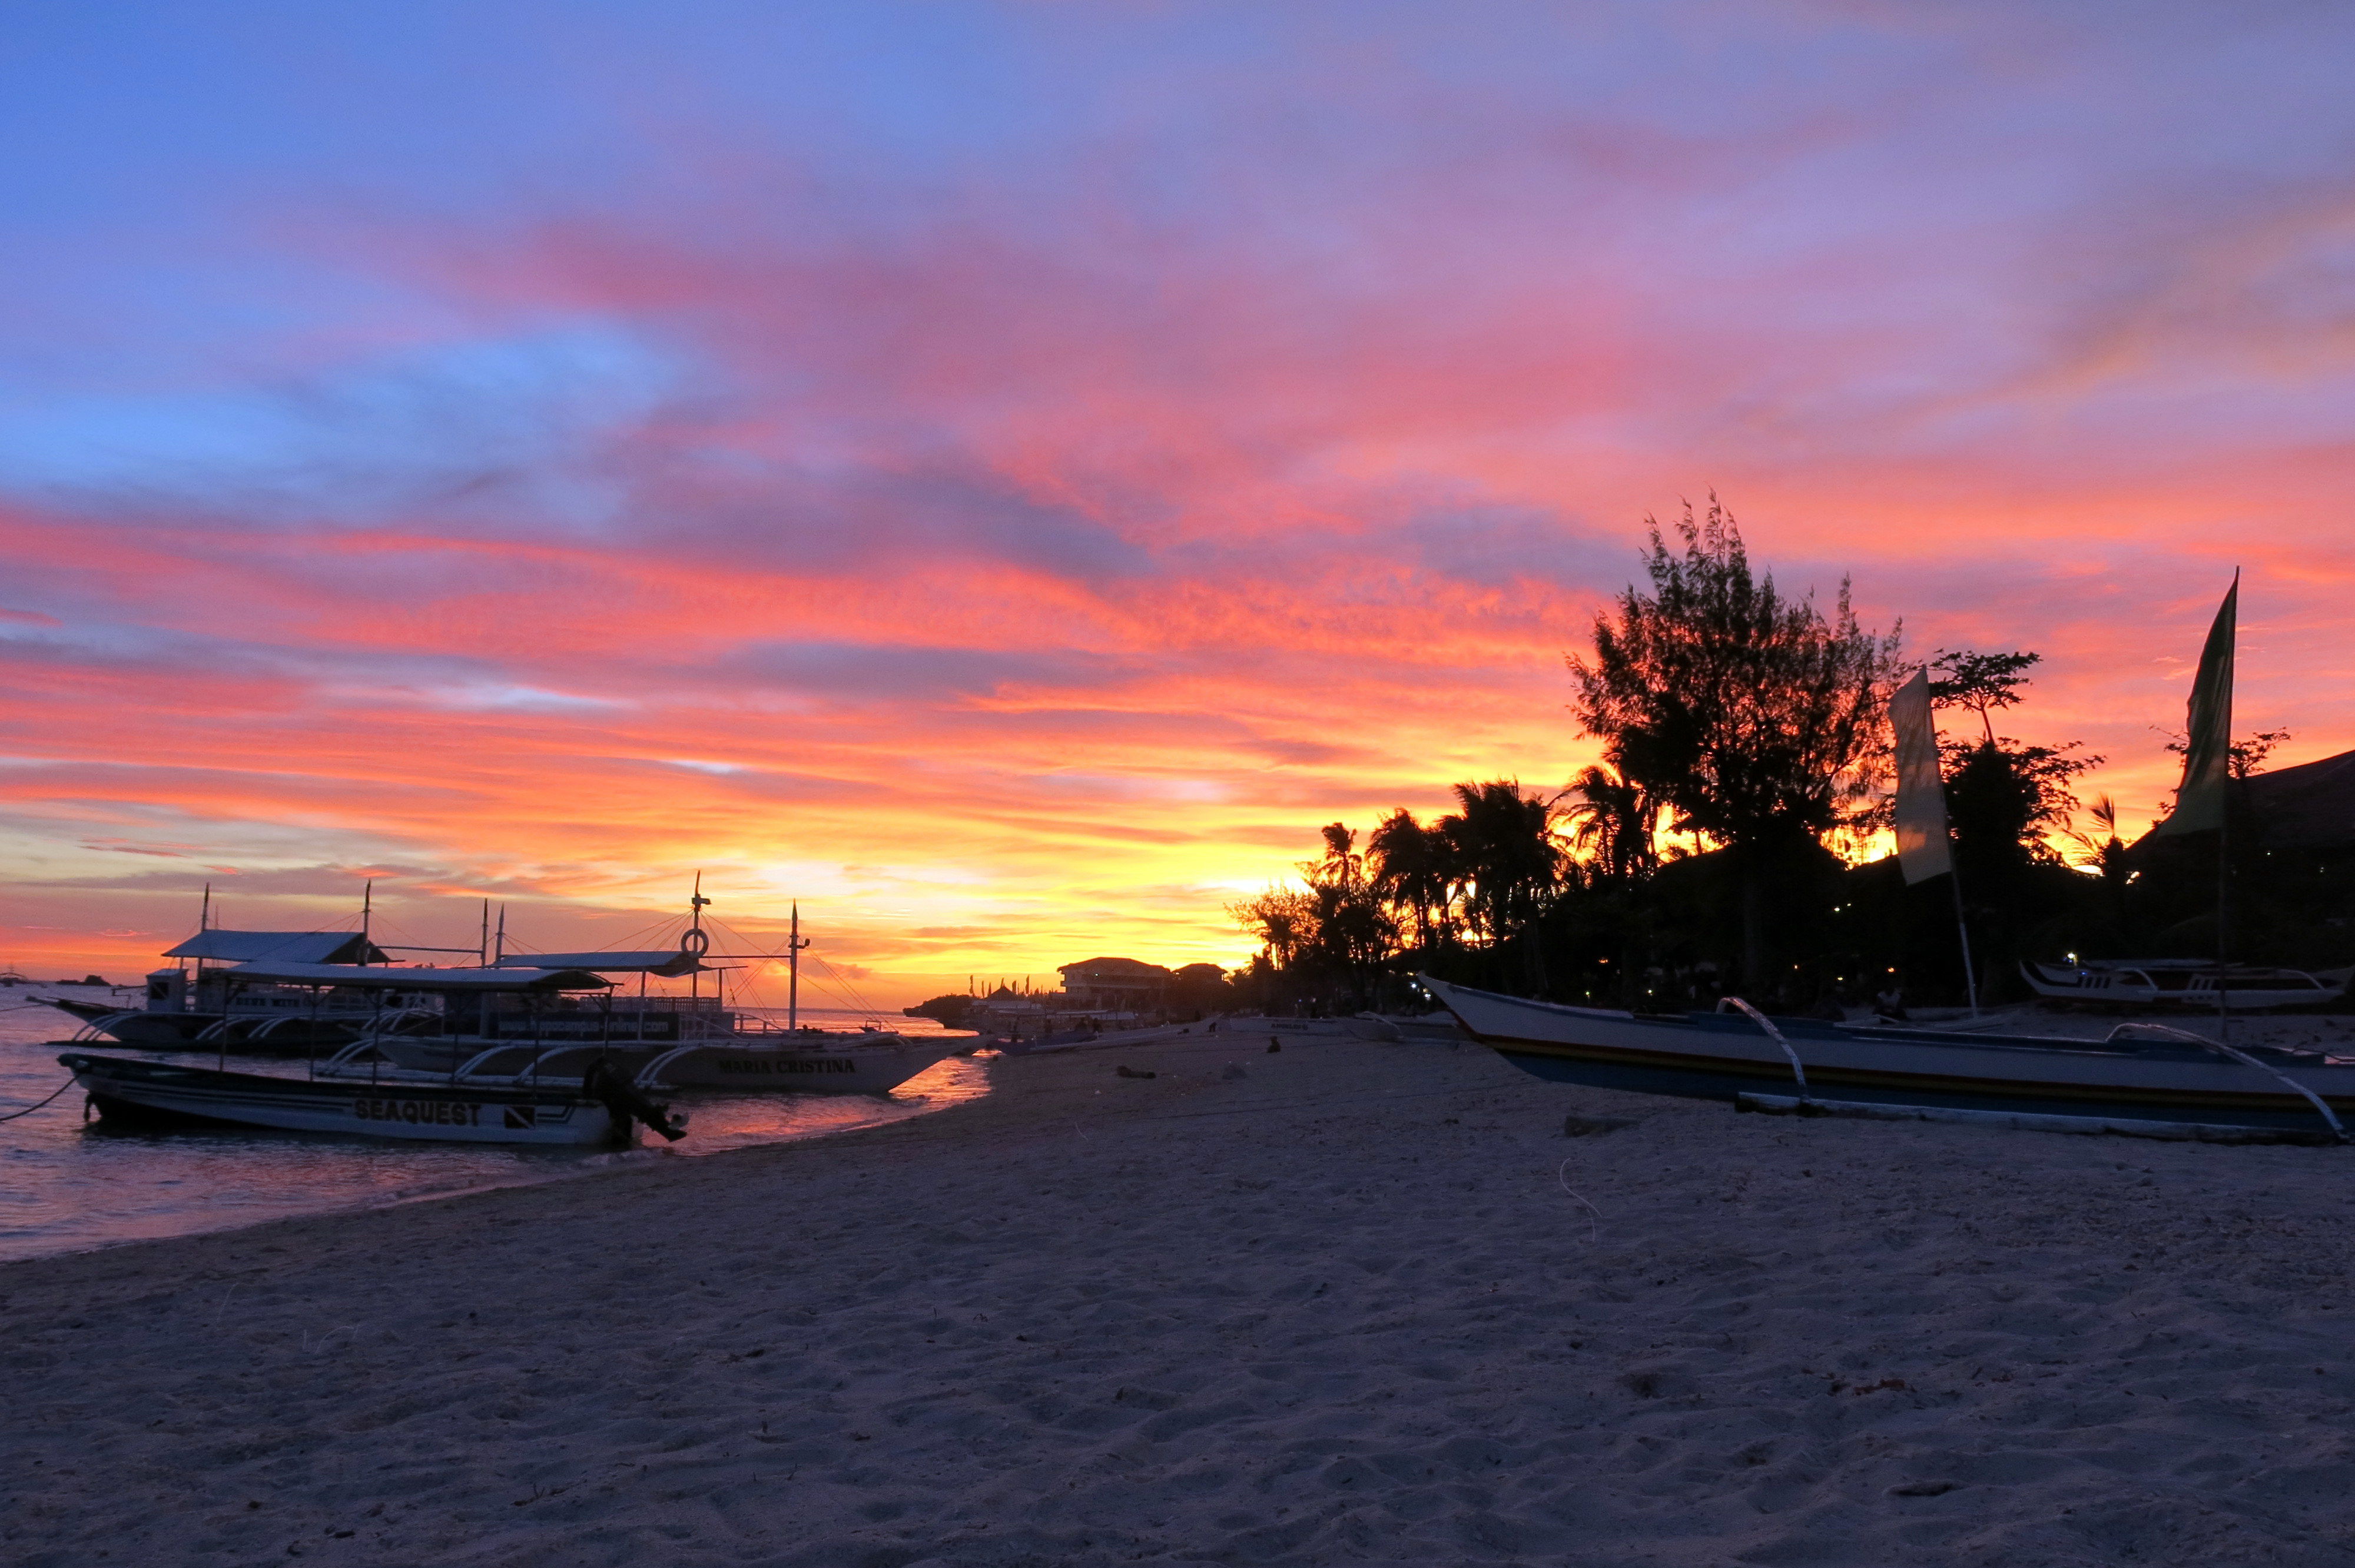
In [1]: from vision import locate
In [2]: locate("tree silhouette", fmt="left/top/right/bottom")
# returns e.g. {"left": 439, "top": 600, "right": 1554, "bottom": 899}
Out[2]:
{"left": 1226, "top": 886, "right": 1316, "bottom": 971}
{"left": 1438, "top": 779, "right": 1564, "bottom": 988}
{"left": 1561, "top": 763, "right": 1659, "bottom": 888}
{"left": 1928, "top": 648, "right": 2040, "bottom": 746}
{"left": 1367, "top": 808, "right": 1452, "bottom": 953}
{"left": 1568, "top": 498, "right": 1899, "bottom": 985}
{"left": 1305, "top": 822, "right": 1365, "bottom": 891}
{"left": 2161, "top": 726, "right": 2291, "bottom": 792}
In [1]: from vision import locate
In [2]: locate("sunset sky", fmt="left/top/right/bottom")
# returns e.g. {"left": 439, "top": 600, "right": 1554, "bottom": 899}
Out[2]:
{"left": 4, "top": 3, "right": 2351, "bottom": 1004}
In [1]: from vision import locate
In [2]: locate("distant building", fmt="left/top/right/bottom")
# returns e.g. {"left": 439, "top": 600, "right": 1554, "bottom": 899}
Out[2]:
{"left": 2130, "top": 747, "right": 2355, "bottom": 856}
{"left": 1056, "top": 956, "right": 1173, "bottom": 1011}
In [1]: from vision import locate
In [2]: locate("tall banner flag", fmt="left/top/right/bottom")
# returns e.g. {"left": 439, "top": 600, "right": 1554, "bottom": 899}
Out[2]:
{"left": 1889, "top": 667, "right": 1953, "bottom": 884}
{"left": 2151, "top": 573, "right": 2238, "bottom": 838}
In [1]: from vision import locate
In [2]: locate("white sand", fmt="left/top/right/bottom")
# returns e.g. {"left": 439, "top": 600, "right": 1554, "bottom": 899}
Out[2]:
{"left": 7, "top": 1022, "right": 2355, "bottom": 1565}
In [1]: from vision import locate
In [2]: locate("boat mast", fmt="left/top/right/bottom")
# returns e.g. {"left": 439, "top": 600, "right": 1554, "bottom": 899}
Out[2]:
{"left": 479, "top": 898, "right": 490, "bottom": 966}
{"left": 494, "top": 904, "right": 506, "bottom": 964}
{"left": 788, "top": 902, "right": 811, "bottom": 1031}
{"left": 191, "top": 881, "right": 210, "bottom": 991}
{"left": 689, "top": 872, "right": 709, "bottom": 1002}
{"left": 360, "top": 879, "right": 372, "bottom": 965}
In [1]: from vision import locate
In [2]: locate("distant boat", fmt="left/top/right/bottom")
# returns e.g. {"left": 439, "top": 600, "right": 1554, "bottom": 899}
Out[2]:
{"left": 2019, "top": 959, "right": 2344, "bottom": 1011}
{"left": 59, "top": 1052, "right": 685, "bottom": 1146}
{"left": 1425, "top": 976, "right": 2354, "bottom": 1138}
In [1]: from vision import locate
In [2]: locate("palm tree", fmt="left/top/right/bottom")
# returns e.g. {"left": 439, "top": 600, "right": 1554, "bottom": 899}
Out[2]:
{"left": 1226, "top": 888, "right": 1316, "bottom": 971}
{"left": 1305, "top": 822, "right": 1365, "bottom": 891}
{"left": 1561, "top": 763, "right": 1658, "bottom": 886}
{"left": 1367, "top": 808, "right": 1452, "bottom": 953}
{"left": 2058, "top": 794, "right": 2133, "bottom": 934}
{"left": 1439, "top": 779, "right": 1565, "bottom": 989}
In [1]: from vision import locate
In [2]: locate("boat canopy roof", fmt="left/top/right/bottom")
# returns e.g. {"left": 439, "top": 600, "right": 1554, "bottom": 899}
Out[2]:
{"left": 217, "top": 961, "right": 611, "bottom": 992}
{"left": 492, "top": 949, "right": 703, "bottom": 976}
{"left": 163, "top": 929, "right": 391, "bottom": 964}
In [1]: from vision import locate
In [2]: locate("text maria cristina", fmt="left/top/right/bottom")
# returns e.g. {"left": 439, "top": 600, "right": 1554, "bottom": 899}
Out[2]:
{"left": 714, "top": 1057, "right": 860, "bottom": 1074}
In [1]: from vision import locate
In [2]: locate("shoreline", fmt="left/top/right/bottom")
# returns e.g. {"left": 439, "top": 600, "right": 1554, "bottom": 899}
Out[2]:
{"left": 0, "top": 1035, "right": 988, "bottom": 1267}
{"left": 9, "top": 1028, "right": 2355, "bottom": 1564}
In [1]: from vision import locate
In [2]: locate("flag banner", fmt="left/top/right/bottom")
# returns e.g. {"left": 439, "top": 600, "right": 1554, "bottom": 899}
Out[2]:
{"left": 2152, "top": 574, "right": 2238, "bottom": 838}
{"left": 1889, "top": 667, "right": 1953, "bottom": 885}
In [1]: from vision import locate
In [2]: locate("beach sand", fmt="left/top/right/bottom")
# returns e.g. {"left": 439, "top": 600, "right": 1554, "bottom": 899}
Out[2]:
{"left": 8, "top": 1022, "right": 2355, "bottom": 1565}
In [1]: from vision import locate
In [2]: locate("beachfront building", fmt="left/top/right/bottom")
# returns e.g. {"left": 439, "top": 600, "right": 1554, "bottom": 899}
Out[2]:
{"left": 1056, "top": 956, "right": 1174, "bottom": 1011}
{"left": 2244, "top": 746, "right": 2355, "bottom": 857}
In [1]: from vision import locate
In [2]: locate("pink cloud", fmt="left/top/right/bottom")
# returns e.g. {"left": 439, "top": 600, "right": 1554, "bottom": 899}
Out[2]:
{"left": 4, "top": 5, "right": 2353, "bottom": 991}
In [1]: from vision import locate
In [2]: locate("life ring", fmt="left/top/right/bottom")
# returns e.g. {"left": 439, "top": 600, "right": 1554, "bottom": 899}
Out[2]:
{"left": 680, "top": 928, "right": 709, "bottom": 959}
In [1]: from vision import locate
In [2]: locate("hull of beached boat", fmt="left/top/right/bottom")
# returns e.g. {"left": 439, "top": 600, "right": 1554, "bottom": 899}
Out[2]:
{"left": 1424, "top": 978, "right": 2355, "bottom": 1132}
{"left": 59, "top": 1053, "right": 635, "bottom": 1146}
{"left": 2019, "top": 961, "right": 2344, "bottom": 1011}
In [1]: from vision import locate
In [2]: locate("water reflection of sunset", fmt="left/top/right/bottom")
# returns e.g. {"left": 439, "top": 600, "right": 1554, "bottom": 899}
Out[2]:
{"left": 2, "top": 7, "right": 2350, "bottom": 1002}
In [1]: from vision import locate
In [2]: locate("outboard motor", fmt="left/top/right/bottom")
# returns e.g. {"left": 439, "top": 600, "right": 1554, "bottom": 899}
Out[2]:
{"left": 582, "top": 1058, "right": 688, "bottom": 1142}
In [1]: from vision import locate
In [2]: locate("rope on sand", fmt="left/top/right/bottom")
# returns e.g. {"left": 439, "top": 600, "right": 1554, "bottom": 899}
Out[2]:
{"left": 1557, "top": 1158, "right": 1602, "bottom": 1244}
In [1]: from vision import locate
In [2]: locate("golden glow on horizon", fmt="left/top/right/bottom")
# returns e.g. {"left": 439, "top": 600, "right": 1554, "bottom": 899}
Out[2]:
{"left": 4, "top": 493, "right": 2342, "bottom": 1006}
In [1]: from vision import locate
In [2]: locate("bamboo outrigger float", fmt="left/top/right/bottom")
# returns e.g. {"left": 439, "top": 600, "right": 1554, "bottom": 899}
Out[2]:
{"left": 2018, "top": 958, "right": 2345, "bottom": 1011}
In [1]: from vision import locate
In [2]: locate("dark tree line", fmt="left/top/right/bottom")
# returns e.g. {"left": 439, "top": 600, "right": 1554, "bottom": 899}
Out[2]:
{"left": 1227, "top": 780, "right": 1567, "bottom": 1012}
{"left": 1230, "top": 500, "right": 2349, "bottom": 1016}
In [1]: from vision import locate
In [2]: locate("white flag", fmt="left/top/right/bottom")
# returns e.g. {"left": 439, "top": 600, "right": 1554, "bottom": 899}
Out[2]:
{"left": 1889, "top": 667, "right": 1953, "bottom": 885}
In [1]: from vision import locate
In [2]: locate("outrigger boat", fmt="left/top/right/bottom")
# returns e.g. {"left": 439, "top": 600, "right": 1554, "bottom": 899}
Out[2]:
{"left": 57, "top": 963, "right": 687, "bottom": 1145}
{"left": 34, "top": 897, "right": 436, "bottom": 1051}
{"left": 2019, "top": 958, "right": 2345, "bottom": 1011}
{"left": 317, "top": 898, "right": 961, "bottom": 1097}
{"left": 1424, "top": 976, "right": 2355, "bottom": 1142}
{"left": 59, "top": 1051, "right": 685, "bottom": 1147}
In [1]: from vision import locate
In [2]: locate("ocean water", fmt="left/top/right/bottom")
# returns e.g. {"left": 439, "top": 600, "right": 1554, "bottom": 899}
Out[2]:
{"left": 0, "top": 991, "right": 986, "bottom": 1262}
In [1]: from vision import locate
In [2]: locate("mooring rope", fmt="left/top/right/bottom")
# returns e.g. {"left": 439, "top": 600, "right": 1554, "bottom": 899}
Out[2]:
{"left": 0, "top": 1078, "right": 75, "bottom": 1122}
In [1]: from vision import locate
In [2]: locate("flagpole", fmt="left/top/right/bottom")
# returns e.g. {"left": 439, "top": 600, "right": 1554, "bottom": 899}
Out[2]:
{"left": 2217, "top": 572, "right": 2237, "bottom": 1047}
{"left": 1948, "top": 865, "right": 1980, "bottom": 1017}
{"left": 2148, "top": 572, "right": 2239, "bottom": 1042}
{"left": 2217, "top": 777, "right": 2230, "bottom": 1045}
{"left": 1890, "top": 666, "right": 1978, "bottom": 1016}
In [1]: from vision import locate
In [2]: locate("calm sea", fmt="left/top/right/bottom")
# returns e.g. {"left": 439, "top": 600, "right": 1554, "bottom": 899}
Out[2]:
{"left": 0, "top": 991, "right": 986, "bottom": 1263}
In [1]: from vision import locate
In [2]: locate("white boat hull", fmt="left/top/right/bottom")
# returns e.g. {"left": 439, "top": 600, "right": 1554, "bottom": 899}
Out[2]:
{"left": 348, "top": 1031, "right": 964, "bottom": 1096}
{"left": 635, "top": 1041, "right": 957, "bottom": 1094}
